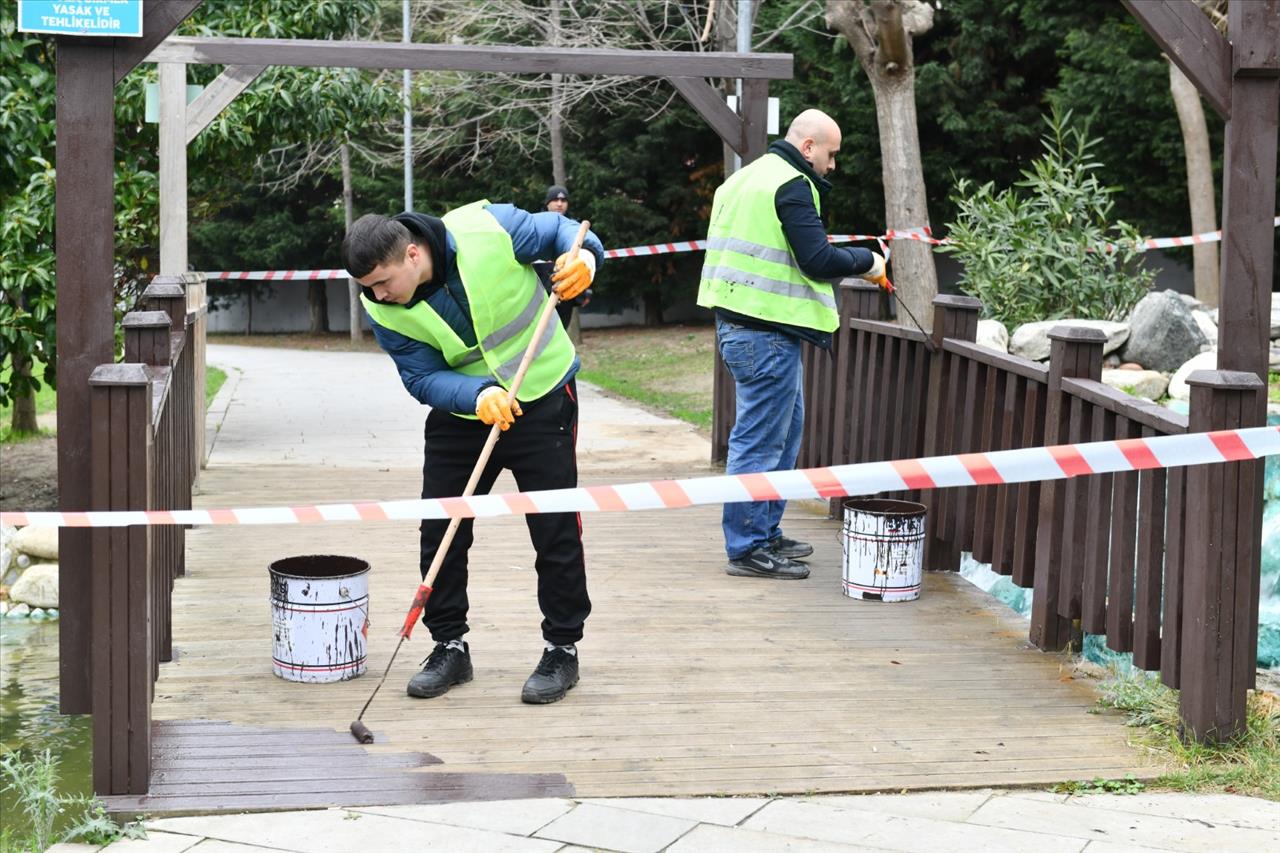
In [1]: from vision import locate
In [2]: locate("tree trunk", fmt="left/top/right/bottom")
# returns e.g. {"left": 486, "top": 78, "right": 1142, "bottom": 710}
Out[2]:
{"left": 10, "top": 355, "right": 38, "bottom": 434}
{"left": 869, "top": 68, "right": 938, "bottom": 331}
{"left": 568, "top": 307, "right": 583, "bottom": 344}
{"left": 1168, "top": 59, "right": 1220, "bottom": 309}
{"left": 549, "top": 0, "right": 566, "bottom": 186}
{"left": 643, "top": 291, "right": 664, "bottom": 326}
{"left": 308, "top": 280, "right": 329, "bottom": 334}
{"left": 342, "top": 143, "right": 361, "bottom": 342}
{"left": 827, "top": 0, "right": 938, "bottom": 331}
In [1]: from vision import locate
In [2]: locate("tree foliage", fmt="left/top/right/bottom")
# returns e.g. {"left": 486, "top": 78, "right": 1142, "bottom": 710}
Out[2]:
{"left": 0, "top": 14, "right": 56, "bottom": 412}
{"left": 0, "top": 0, "right": 394, "bottom": 407}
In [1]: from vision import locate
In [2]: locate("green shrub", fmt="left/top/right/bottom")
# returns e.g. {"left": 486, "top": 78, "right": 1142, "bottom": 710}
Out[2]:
{"left": 0, "top": 748, "right": 145, "bottom": 851}
{"left": 937, "top": 108, "right": 1155, "bottom": 330}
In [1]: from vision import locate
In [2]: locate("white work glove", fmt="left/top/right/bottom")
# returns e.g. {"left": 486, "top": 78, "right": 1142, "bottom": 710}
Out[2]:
{"left": 858, "top": 252, "right": 887, "bottom": 285}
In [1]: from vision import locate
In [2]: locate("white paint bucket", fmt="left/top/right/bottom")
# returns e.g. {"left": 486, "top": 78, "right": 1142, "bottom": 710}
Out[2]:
{"left": 268, "top": 555, "right": 369, "bottom": 683}
{"left": 840, "top": 499, "right": 926, "bottom": 602}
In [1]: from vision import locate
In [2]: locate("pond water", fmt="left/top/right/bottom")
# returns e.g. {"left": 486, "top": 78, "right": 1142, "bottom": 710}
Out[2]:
{"left": 0, "top": 619, "right": 93, "bottom": 836}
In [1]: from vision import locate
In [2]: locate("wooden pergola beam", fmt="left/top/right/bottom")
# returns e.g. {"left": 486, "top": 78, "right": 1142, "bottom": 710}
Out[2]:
{"left": 1122, "top": 0, "right": 1232, "bottom": 118}
{"left": 145, "top": 36, "right": 793, "bottom": 79}
{"left": 186, "top": 64, "right": 267, "bottom": 144}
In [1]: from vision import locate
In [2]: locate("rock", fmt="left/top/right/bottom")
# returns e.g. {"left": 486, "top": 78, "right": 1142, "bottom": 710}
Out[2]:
{"left": 1009, "top": 320, "right": 1131, "bottom": 362}
{"left": 1120, "top": 290, "right": 1209, "bottom": 373}
{"left": 1167, "top": 351, "right": 1218, "bottom": 401}
{"left": 0, "top": 525, "right": 14, "bottom": 572}
{"left": 1179, "top": 293, "right": 1205, "bottom": 311}
{"left": 13, "top": 525, "right": 58, "bottom": 560}
{"left": 1191, "top": 309, "right": 1218, "bottom": 349}
{"left": 8, "top": 563, "right": 58, "bottom": 609}
{"left": 16, "top": 553, "right": 31, "bottom": 569}
{"left": 1101, "top": 369, "right": 1169, "bottom": 400}
{"left": 1116, "top": 362, "right": 1145, "bottom": 370}
{"left": 7, "top": 603, "right": 30, "bottom": 618}
{"left": 976, "top": 320, "right": 1009, "bottom": 353}
{"left": 1103, "top": 353, "right": 1121, "bottom": 368}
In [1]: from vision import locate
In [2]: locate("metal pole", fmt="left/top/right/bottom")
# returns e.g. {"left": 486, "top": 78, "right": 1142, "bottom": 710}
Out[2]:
{"left": 734, "top": 0, "right": 752, "bottom": 172}
{"left": 403, "top": 0, "right": 413, "bottom": 211}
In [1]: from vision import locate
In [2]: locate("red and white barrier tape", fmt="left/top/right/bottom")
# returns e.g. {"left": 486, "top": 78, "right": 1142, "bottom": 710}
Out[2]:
{"left": 199, "top": 217, "right": 1278, "bottom": 281}
{"left": 3, "top": 427, "right": 1276, "bottom": 529}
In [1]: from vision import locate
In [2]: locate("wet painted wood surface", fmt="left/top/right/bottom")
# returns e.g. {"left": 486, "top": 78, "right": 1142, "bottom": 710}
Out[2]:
{"left": 135, "top": 463, "right": 1162, "bottom": 813}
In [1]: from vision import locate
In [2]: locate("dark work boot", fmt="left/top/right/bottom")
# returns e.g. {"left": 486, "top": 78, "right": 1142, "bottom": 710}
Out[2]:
{"left": 726, "top": 547, "right": 810, "bottom": 579}
{"left": 521, "top": 645, "right": 579, "bottom": 704}
{"left": 406, "top": 640, "right": 473, "bottom": 698}
{"left": 768, "top": 535, "right": 814, "bottom": 561}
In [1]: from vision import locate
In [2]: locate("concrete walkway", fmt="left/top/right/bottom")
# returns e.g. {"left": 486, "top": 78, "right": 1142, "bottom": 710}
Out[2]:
{"left": 56, "top": 789, "right": 1280, "bottom": 852}
{"left": 61, "top": 344, "right": 1277, "bottom": 852}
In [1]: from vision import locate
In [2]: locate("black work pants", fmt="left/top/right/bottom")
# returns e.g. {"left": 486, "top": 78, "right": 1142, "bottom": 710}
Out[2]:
{"left": 418, "top": 380, "right": 590, "bottom": 645}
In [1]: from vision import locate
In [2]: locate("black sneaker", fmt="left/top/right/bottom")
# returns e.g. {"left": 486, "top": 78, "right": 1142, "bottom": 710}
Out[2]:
{"left": 521, "top": 646, "right": 579, "bottom": 704}
{"left": 726, "top": 547, "right": 810, "bottom": 579}
{"left": 406, "top": 641, "right": 473, "bottom": 698}
{"left": 769, "top": 535, "right": 814, "bottom": 561}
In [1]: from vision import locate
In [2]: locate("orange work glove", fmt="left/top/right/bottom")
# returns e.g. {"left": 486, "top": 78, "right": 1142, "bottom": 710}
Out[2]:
{"left": 859, "top": 252, "right": 888, "bottom": 289}
{"left": 475, "top": 386, "right": 522, "bottom": 431}
{"left": 551, "top": 250, "right": 596, "bottom": 301}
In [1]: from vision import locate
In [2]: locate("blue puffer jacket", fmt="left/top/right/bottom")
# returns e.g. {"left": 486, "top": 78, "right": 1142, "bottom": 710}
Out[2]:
{"left": 368, "top": 204, "right": 605, "bottom": 415}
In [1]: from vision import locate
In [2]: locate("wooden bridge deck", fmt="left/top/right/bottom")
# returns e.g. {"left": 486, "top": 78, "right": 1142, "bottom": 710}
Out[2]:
{"left": 128, "top": 460, "right": 1163, "bottom": 813}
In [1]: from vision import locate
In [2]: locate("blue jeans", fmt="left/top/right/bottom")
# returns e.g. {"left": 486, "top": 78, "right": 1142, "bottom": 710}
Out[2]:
{"left": 716, "top": 318, "right": 805, "bottom": 560}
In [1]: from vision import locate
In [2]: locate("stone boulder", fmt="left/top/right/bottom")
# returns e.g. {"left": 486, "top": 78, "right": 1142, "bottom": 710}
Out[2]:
{"left": 976, "top": 320, "right": 1009, "bottom": 353}
{"left": 9, "top": 563, "right": 58, "bottom": 609}
{"left": 13, "top": 525, "right": 58, "bottom": 560}
{"left": 1101, "top": 369, "right": 1169, "bottom": 401}
{"left": 1009, "top": 320, "right": 1130, "bottom": 362}
{"left": 1191, "top": 309, "right": 1218, "bottom": 349}
{"left": 1121, "top": 290, "right": 1209, "bottom": 373}
{"left": 1167, "top": 351, "right": 1217, "bottom": 401}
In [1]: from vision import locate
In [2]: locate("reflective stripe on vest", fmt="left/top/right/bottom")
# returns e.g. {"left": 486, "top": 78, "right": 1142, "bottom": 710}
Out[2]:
{"left": 361, "top": 201, "right": 575, "bottom": 415}
{"left": 696, "top": 153, "right": 839, "bottom": 333}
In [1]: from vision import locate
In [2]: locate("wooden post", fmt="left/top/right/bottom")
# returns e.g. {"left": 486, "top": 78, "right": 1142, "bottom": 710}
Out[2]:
{"left": 920, "top": 295, "right": 979, "bottom": 571}
{"left": 1216, "top": 0, "right": 1279, "bottom": 380}
{"left": 158, "top": 62, "right": 188, "bottom": 276}
{"left": 124, "top": 311, "right": 172, "bottom": 367}
{"left": 89, "top": 364, "right": 154, "bottom": 794}
{"left": 56, "top": 39, "right": 116, "bottom": 715}
{"left": 1180, "top": 369, "right": 1265, "bottom": 743}
{"left": 1029, "top": 326, "right": 1105, "bottom": 651}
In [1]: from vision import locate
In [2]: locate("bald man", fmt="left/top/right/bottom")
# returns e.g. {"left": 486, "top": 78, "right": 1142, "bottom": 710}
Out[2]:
{"left": 697, "top": 109, "right": 886, "bottom": 580}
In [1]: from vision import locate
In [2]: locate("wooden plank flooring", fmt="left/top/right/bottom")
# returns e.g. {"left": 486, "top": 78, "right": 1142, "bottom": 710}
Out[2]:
{"left": 138, "top": 462, "right": 1163, "bottom": 812}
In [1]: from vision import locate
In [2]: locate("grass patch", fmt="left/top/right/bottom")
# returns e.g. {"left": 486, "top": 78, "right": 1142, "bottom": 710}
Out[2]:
{"left": 0, "top": 357, "right": 57, "bottom": 445}
{"left": 1090, "top": 666, "right": 1280, "bottom": 800}
{"left": 1270, "top": 371, "right": 1280, "bottom": 405}
{"left": 205, "top": 366, "right": 227, "bottom": 407}
{"left": 577, "top": 324, "right": 714, "bottom": 432}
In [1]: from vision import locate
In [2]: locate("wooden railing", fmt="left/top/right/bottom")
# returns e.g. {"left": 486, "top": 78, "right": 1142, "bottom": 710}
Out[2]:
{"left": 715, "top": 282, "right": 1265, "bottom": 742}
{"left": 83, "top": 276, "right": 200, "bottom": 794}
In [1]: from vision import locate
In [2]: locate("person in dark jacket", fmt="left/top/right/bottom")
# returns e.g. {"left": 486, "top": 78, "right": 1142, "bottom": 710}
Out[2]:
{"left": 697, "top": 109, "right": 886, "bottom": 579}
{"left": 536, "top": 185, "right": 589, "bottom": 330}
{"left": 342, "top": 203, "right": 604, "bottom": 704}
